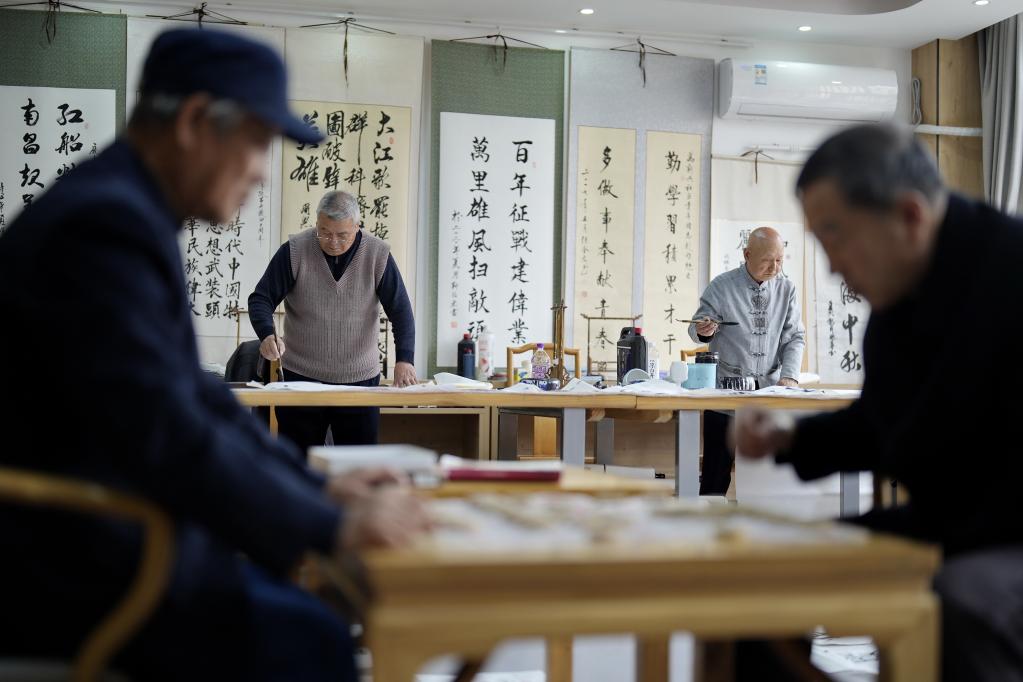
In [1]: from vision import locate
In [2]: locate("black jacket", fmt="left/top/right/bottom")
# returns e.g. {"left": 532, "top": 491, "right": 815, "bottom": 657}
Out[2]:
{"left": 0, "top": 139, "right": 339, "bottom": 654}
{"left": 779, "top": 194, "right": 1023, "bottom": 554}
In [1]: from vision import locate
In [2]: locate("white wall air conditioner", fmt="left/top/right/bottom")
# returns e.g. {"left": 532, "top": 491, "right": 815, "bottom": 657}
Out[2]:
{"left": 718, "top": 59, "right": 898, "bottom": 124}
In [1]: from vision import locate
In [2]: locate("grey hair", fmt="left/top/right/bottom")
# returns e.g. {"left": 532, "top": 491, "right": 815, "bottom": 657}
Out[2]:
{"left": 317, "top": 191, "right": 361, "bottom": 223}
{"left": 796, "top": 124, "right": 945, "bottom": 209}
{"left": 128, "top": 92, "right": 245, "bottom": 133}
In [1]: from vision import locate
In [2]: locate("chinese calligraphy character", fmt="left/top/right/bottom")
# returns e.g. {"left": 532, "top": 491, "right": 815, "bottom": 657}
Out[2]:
{"left": 468, "top": 196, "right": 490, "bottom": 220}
{"left": 840, "top": 281, "right": 862, "bottom": 305}
{"left": 598, "top": 240, "right": 615, "bottom": 263}
{"left": 512, "top": 140, "right": 532, "bottom": 163}
{"left": 21, "top": 99, "right": 39, "bottom": 126}
{"left": 468, "top": 229, "right": 492, "bottom": 252}
{"left": 665, "top": 150, "right": 681, "bottom": 172}
{"left": 601, "top": 146, "right": 612, "bottom": 171}
{"left": 468, "top": 288, "right": 490, "bottom": 314}
{"left": 665, "top": 274, "right": 678, "bottom": 293}
{"left": 470, "top": 136, "right": 490, "bottom": 162}
{"left": 596, "top": 179, "right": 618, "bottom": 198}
{"left": 56, "top": 103, "right": 84, "bottom": 126}
{"left": 509, "top": 204, "right": 529, "bottom": 222}
{"left": 509, "top": 257, "right": 528, "bottom": 283}
{"left": 508, "top": 290, "right": 528, "bottom": 315}
{"left": 840, "top": 350, "right": 862, "bottom": 373}
{"left": 22, "top": 133, "right": 39, "bottom": 155}
{"left": 510, "top": 229, "right": 532, "bottom": 252}
{"left": 842, "top": 313, "right": 859, "bottom": 345}
{"left": 509, "top": 173, "right": 530, "bottom": 196}
{"left": 471, "top": 170, "right": 489, "bottom": 192}
{"left": 468, "top": 255, "right": 489, "bottom": 279}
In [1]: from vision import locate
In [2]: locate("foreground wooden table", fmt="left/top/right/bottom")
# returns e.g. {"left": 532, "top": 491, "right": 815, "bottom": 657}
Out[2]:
{"left": 363, "top": 530, "right": 938, "bottom": 682}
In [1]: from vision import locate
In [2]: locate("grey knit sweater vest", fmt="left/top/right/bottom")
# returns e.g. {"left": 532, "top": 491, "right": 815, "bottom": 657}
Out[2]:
{"left": 283, "top": 229, "right": 389, "bottom": 383}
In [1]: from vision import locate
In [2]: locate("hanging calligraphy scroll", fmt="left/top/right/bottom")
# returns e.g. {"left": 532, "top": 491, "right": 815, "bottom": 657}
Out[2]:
{"left": 0, "top": 85, "right": 116, "bottom": 231}
{"left": 572, "top": 126, "right": 636, "bottom": 372}
{"left": 126, "top": 19, "right": 286, "bottom": 366}
{"left": 281, "top": 100, "right": 412, "bottom": 378}
{"left": 641, "top": 131, "right": 703, "bottom": 361}
{"left": 436, "top": 112, "right": 555, "bottom": 367}
{"left": 814, "top": 243, "right": 868, "bottom": 385}
{"left": 709, "top": 156, "right": 807, "bottom": 321}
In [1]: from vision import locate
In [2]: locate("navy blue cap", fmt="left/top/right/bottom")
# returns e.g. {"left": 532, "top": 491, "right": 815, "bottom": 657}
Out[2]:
{"left": 140, "top": 29, "right": 323, "bottom": 145}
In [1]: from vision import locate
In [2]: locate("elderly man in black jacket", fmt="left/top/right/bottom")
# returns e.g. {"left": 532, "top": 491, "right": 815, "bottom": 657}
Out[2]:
{"left": 0, "top": 29, "right": 427, "bottom": 681}
{"left": 737, "top": 124, "right": 1023, "bottom": 681}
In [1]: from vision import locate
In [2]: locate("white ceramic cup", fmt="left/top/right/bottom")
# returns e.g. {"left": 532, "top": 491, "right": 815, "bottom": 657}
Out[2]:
{"left": 669, "top": 361, "right": 688, "bottom": 385}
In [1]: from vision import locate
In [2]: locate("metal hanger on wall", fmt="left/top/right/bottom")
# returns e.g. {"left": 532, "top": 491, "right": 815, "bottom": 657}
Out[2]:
{"left": 0, "top": 0, "right": 101, "bottom": 44}
{"left": 147, "top": 3, "right": 247, "bottom": 28}
{"left": 610, "top": 37, "right": 676, "bottom": 87}
{"left": 449, "top": 30, "right": 547, "bottom": 73}
{"left": 299, "top": 16, "right": 396, "bottom": 85}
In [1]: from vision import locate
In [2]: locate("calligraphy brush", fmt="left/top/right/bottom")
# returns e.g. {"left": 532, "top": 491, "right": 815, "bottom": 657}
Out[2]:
{"left": 677, "top": 319, "right": 740, "bottom": 326}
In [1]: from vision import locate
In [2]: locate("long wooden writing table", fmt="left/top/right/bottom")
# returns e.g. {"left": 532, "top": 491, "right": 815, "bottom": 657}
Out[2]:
{"left": 233, "top": 388, "right": 857, "bottom": 508}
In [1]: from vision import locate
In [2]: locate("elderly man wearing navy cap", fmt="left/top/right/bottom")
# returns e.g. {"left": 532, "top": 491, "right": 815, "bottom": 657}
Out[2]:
{"left": 0, "top": 29, "right": 427, "bottom": 681}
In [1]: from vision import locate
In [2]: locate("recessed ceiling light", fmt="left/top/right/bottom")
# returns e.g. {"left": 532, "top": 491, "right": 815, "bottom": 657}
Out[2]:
{"left": 555, "top": 29, "right": 567, "bottom": 33}
{"left": 580, "top": 8, "right": 595, "bottom": 15}
{"left": 798, "top": 25, "right": 812, "bottom": 31}
{"left": 974, "top": 0, "right": 989, "bottom": 5}
{"left": 831, "top": 80, "right": 842, "bottom": 84}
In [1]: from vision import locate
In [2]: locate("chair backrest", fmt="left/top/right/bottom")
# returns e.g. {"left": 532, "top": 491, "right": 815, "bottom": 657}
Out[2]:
{"left": 0, "top": 468, "right": 175, "bottom": 682}
{"left": 506, "top": 343, "right": 582, "bottom": 385}
{"left": 680, "top": 346, "right": 710, "bottom": 363}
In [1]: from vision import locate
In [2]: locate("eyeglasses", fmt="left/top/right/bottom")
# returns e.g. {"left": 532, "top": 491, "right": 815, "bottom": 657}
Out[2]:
{"left": 317, "top": 232, "right": 351, "bottom": 244}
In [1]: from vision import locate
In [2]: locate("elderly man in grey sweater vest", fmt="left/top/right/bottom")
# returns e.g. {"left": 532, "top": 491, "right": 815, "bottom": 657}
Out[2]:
{"left": 687, "top": 226, "right": 806, "bottom": 494}
{"left": 249, "top": 190, "right": 416, "bottom": 453}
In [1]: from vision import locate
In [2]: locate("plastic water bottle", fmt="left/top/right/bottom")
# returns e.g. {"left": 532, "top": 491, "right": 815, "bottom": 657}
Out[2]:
{"left": 531, "top": 343, "right": 552, "bottom": 380}
{"left": 647, "top": 341, "right": 660, "bottom": 380}
{"left": 477, "top": 327, "right": 496, "bottom": 379}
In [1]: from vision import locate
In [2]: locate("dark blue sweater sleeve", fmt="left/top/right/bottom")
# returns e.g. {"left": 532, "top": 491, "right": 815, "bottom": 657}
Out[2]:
{"left": 248, "top": 242, "right": 294, "bottom": 341}
{"left": 377, "top": 254, "right": 415, "bottom": 364}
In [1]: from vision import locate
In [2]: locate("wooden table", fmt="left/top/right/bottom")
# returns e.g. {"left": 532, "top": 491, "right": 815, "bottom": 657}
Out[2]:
{"left": 233, "top": 389, "right": 635, "bottom": 466}
{"left": 233, "top": 388, "right": 858, "bottom": 508}
{"left": 363, "top": 528, "right": 939, "bottom": 682}
{"left": 431, "top": 465, "right": 675, "bottom": 498}
{"left": 621, "top": 394, "right": 858, "bottom": 514}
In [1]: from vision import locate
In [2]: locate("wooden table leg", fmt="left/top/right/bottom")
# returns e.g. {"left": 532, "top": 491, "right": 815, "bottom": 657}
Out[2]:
{"left": 547, "top": 636, "right": 573, "bottom": 682}
{"left": 636, "top": 635, "right": 670, "bottom": 682}
{"left": 693, "top": 640, "right": 734, "bottom": 682}
{"left": 880, "top": 601, "right": 939, "bottom": 681}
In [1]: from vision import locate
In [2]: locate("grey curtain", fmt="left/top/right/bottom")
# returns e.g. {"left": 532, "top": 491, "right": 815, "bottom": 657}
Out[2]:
{"left": 979, "top": 14, "right": 1023, "bottom": 212}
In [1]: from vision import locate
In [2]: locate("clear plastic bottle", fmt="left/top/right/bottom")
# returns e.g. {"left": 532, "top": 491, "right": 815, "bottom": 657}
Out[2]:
{"left": 518, "top": 359, "right": 532, "bottom": 383}
{"left": 530, "top": 343, "right": 552, "bottom": 380}
{"left": 647, "top": 341, "right": 660, "bottom": 380}
{"left": 477, "top": 327, "right": 495, "bottom": 379}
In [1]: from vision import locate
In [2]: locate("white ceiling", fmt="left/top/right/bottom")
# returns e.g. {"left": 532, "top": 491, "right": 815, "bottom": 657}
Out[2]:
{"left": 92, "top": 0, "right": 1023, "bottom": 48}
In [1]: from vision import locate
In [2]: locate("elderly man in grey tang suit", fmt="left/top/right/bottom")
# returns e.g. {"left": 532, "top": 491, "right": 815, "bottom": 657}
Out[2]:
{"left": 687, "top": 226, "right": 806, "bottom": 494}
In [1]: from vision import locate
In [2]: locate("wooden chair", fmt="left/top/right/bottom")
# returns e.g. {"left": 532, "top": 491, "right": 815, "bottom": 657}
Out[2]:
{"left": 506, "top": 343, "right": 581, "bottom": 386}
{"left": 505, "top": 343, "right": 582, "bottom": 457}
{"left": 0, "top": 468, "right": 175, "bottom": 682}
{"left": 680, "top": 346, "right": 710, "bottom": 362}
